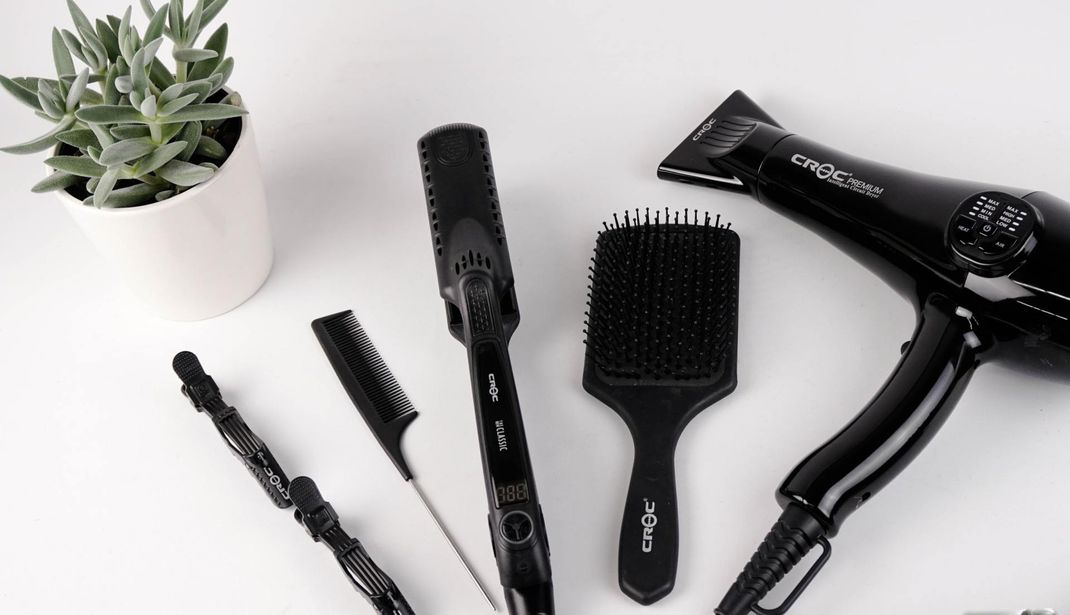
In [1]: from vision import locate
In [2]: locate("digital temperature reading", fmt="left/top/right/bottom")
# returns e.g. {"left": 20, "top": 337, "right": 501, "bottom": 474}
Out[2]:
{"left": 495, "top": 480, "right": 530, "bottom": 507}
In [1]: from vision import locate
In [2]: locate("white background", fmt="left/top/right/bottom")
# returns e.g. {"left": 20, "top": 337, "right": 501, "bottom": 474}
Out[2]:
{"left": 1, "top": 2, "right": 1068, "bottom": 614}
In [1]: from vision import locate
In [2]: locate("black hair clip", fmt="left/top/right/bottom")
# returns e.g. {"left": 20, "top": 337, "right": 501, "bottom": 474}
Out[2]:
{"left": 172, "top": 351, "right": 417, "bottom": 614}
{"left": 291, "top": 476, "right": 416, "bottom": 615}
{"left": 174, "top": 351, "right": 291, "bottom": 508}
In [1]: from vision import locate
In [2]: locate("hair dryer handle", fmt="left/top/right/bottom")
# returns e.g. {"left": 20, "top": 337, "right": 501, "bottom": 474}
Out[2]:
{"left": 777, "top": 293, "right": 983, "bottom": 534}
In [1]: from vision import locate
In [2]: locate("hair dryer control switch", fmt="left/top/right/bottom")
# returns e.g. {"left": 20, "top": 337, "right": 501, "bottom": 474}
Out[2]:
{"left": 949, "top": 192, "right": 1039, "bottom": 277}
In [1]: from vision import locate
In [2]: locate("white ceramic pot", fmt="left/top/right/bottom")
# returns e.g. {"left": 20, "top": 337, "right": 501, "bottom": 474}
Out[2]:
{"left": 58, "top": 116, "right": 273, "bottom": 321}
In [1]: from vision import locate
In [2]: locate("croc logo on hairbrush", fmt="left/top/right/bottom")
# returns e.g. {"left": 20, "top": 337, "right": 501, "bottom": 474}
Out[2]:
{"left": 640, "top": 499, "right": 658, "bottom": 553}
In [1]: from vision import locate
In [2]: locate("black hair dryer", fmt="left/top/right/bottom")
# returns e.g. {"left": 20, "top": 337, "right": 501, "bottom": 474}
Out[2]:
{"left": 659, "top": 91, "right": 1070, "bottom": 615}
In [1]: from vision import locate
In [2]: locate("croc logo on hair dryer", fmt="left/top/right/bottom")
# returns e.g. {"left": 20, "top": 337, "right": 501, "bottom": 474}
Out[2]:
{"left": 660, "top": 91, "right": 1070, "bottom": 615}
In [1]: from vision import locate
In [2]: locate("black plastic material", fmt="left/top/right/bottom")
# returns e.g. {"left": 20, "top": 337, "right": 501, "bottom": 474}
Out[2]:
{"left": 658, "top": 91, "right": 1070, "bottom": 613}
{"left": 583, "top": 209, "right": 739, "bottom": 605}
{"left": 172, "top": 352, "right": 414, "bottom": 614}
{"left": 173, "top": 351, "right": 292, "bottom": 508}
{"left": 418, "top": 124, "right": 553, "bottom": 615}
{"left": 291, "top": 476, "right": 416, "bottom": 615}
{"left": 312, "top": 311, "right": 419, "bottom": 480}
{"left": 715, "top": 504, "right": 830, "bottom": 615}
{"left": 777, "top": 294, "right": 981, "bottom": 531}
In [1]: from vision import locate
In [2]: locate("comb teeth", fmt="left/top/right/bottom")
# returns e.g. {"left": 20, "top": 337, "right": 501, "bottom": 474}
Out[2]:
{"left": 288, "top": 476, "right": 325, "bottom": 514}
{"left": 316, "top": 312, "right": 416, "bottom": 424}
{"left": 584, "top": 208, "right": 738, "bottom": 384}
{"left": 172, "top": 351, "right": 206, "bottom": 385}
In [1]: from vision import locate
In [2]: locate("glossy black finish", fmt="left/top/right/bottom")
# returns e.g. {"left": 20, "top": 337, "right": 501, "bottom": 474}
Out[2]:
{"left": 419, "top": 124, "right": 554, "bottom": 615}
{"left": 776, "top": 293, "right": 981, "bottom": 532}
{"left": 659, "top": 91, "right": 1070, "bottom": 612}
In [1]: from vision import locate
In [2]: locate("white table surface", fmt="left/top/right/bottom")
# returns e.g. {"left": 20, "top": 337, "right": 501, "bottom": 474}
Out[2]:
{"left": 2, "top": 2, "right": 1069, "bottom": 614}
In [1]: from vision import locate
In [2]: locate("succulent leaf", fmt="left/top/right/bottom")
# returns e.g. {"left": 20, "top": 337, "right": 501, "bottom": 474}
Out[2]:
{"left": 99, "top": 137, "right": 156, "bottom": 165}
{"left": 173, "top": 48, "right": 217, "bottom": 63}
{"left": 111, "top": 125, "right": 151, "bottom": 140}
{"left": 209, "top": 57, "right": 233, "bottom": 94}
{"left": 117, "top": 7, "right": 133, "bottom": 61}
{"left": 45, "top": 154, "right": 107, "bottom": 177}
{"left": 199, "top": 0, "right": 229, "bottom": 34}
{"left": 94, "top": 166, "right": 120, "bottom": 207}
{"left": 140, "top": 0, "right": 157, "bottom": 18}
{"left": 88, "top": 123, "right": 115, "bottom": 148}
{"left": 169, "top": 0, "right": 184, "bottom": 41}
{"left": 65, "top": 69, "right": 89, "bottom": 112}
{"left": 188, "top": 24, "right": 227, "bottom": 81}
{"left": 52, "top": 28, "right": 77, "bottom": 78}
{"left": 66, "top": 0, "right": 94, "bottom": 38}
{"left": 0, "top": 75, "right": 44, "bottom": 111}
{"left": 76, "top": 105, "right": 146, "bottom": 124}
{"left": 103, "top": 64, "right": 121, "bottom": 104}
{"left": 149, "top": 58, "right": 177, "bottom": 89}
{"left": 60, "top": 29, "right": 89, "bottom": 65}
{"left": 115, "top": 75, "right": 134, "bottom": 94}
{"left": 180, "top": 78, "right": 212, "bottom": 102}
{"left": 139, "top": 94, "right": 157, "bottom": 118}
{"left": 158, "top": 82, "right": 184, "bottom": 105}
{"left": 56, "top": 128, "right": 100, "bottom": 149}
{"left": 195, "top": 135, "right": 225, "bottom": 159}
{"left": 155, "top": 103, "right": 244, "bottom": 124}
{"left": 158, "top": 93, "right": 198, "bottom": 116}
{"left": 77, "top": 26, "right": 108, "bottom": 70}
{"left": 156, "top": 158, "right": 213, "bottom": 186}
{"left": 0, "top": 116, "right": 77, "bottom": 154}
{"left": 37, "top": 85, "right": 65, "bottom": 120}
{"left": 133, "top": 140, "right": 186, "bottom": 176}
{"left": 99, "top": 182, "right": 159, "bottom": 207}
{"left": 95, "top": 19, "right": 121, "bottom": 61}
{"left": 185, "top": 0, "right": 205, "bottom": 45}
{"left": 144, "top": 5, "right": 169, "bottom": 44}
{"left": 31, "top": 171, "right": 80, "bottom": 193}
{"left": 176, "top": 120, "right": 201, "bottom": 160}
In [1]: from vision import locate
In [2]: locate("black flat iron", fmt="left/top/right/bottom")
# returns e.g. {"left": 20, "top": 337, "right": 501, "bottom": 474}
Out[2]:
{"left": 659, "top": 91, "right": 1070, "bottom": 615}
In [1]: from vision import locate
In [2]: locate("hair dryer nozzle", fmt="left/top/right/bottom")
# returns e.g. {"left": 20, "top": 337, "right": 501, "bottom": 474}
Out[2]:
{"left": 659, "top": 90, "right": 790, "bottom": 196}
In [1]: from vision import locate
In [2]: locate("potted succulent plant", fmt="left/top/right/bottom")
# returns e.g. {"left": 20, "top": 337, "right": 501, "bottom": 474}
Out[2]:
{"left": 1, "top": 0, "right": 272, "bottom": 321}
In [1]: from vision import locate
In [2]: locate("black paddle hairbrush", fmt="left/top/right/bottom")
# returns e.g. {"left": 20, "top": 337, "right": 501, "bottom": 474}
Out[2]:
{"left": 583, "top": 208, "right": 739, "bottom": 605}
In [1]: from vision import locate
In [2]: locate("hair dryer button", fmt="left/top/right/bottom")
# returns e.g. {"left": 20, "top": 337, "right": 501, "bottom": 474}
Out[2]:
{"left": 953, "top": 216, "right": 978, "bottom": 245}
{"left": 979, "top": 233, "right": 1018, "bottom": 255}
{"left": 977, "top": 222, "right": 999, "bottom": 238}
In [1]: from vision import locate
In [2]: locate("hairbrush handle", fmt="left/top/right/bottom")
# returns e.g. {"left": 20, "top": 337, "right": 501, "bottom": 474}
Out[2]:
{"left": 619, "top": 423, "right": 680, "bottom": 604}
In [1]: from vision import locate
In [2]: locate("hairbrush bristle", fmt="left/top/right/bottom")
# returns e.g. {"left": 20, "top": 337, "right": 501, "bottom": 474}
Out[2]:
{"left": 584, "top": 208, "right": 738, "bottom": 384}
{"left": 172, "top": 351, "right": 206, "bottom": 385}
{"left": 288, "top": 476, "right": 325, "bottom": 514}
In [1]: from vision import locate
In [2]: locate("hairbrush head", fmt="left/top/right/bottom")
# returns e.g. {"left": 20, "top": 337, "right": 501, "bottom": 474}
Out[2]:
{"left": 585, "top": 207, "right": 739, "bottom": 386}
{"left": 581, "top": 207, "right": 740, "bottom": 605}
